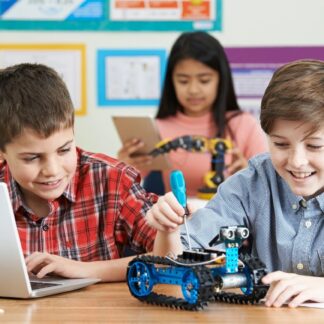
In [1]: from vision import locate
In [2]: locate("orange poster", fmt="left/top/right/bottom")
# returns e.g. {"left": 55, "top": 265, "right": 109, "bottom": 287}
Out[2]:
{"left": 182, "top": 1, "right": 210, "bottom": 20}
{"left": 110, "top": 0, "right": 220, "bottom": 30}
{"left": 148, "top": 1, "right": 179, "bottom": 9}
{"left": 115, "top": 1, "right": 145, "bottom": 9}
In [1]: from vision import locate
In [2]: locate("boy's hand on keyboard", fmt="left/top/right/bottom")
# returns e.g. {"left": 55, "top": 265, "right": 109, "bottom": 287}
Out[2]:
{"left": 25, "top": 252, "right": 91, "bottom": 279}
{"left": 146, "top": 192, "right": 195, "bottom": 232}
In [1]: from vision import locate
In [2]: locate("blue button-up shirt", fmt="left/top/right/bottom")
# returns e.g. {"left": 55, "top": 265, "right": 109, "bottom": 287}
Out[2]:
{"left": 181, "top": 153, "right": 324, "bottom": 276}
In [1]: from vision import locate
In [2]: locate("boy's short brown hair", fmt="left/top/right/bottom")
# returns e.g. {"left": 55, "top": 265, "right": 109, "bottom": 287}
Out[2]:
{"left": 0, "top": 63, "right": 74, "bottom": 150}
{"left": 260, "top": 59, "right": 324, "bottom": 135}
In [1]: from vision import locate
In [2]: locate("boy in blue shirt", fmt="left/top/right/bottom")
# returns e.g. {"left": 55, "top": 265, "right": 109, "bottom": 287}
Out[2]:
{"left": 146, "top": 59, "right": 324, "bottom": 307}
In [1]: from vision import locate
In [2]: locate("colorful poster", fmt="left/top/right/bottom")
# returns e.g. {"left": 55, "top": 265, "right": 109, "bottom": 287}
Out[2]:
{"left": 109, "top": 0, "right": 221, "bottom": 30}
{"left": 0, "top": 0, "right": 221, "bottom": 30}
{"left": 225, "top": 47, "right": 324, "bottom": 118}
{"left": 111, "top": 0, "right": 214, "bottom": 21}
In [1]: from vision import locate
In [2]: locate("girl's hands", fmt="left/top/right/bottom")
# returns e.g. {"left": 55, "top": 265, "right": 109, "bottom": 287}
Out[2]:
{"left": 146, "top": 192, "right": 196, "bottom": 232}
{"left": 262, "top": 271, "right": 324, "bottom": 307}
{"left": 226, "top": 147, "right": 248, "bottom": 175}
{"left": 117, "top": 138, "right": 153, "bottom": 172}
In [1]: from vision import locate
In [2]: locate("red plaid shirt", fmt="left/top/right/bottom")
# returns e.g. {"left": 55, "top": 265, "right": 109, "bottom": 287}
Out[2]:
{"left": 0, "top": 148, "right": 158, "bottom": 261}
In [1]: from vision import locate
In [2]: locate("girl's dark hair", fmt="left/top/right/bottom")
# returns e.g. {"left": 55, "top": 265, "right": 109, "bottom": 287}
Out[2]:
{"left": 156, "top": 31, "right": 241, "bottom": 137}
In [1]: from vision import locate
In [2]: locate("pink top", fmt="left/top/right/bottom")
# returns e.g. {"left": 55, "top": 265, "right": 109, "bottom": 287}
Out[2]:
{"left": 156, "top": 111, "right": 267, "bottom": 196}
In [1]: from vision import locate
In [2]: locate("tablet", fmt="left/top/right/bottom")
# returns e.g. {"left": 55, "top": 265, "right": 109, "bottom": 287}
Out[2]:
{"left": 112, "top": 116, "right": 170, "bottom": 171}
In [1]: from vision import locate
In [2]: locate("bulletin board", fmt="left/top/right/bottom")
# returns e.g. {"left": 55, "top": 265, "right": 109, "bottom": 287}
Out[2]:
{"left": 0, "top": 0, "right": 222, "bottom": 31}
{"left": 0, "top": 44, "right": 87, "bottom": 115}
{"left": 97, "top": 49, "right": 167, "bottom": 106}
{"left": 225, "top": 46, "right": 324, "bottom": 118}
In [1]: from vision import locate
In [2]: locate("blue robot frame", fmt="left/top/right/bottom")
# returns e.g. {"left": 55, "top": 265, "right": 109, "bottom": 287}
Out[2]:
{"left": 127, "top": 225, "right": 268, "bottom": 310}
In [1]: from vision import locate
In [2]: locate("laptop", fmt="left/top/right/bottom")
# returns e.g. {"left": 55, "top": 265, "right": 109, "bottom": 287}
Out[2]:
{"left": 0, "top": 182, "right": 100, "bottom": 298}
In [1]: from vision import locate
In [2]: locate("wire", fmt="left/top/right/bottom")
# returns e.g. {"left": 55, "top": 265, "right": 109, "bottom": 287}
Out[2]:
{"left": 165, "top": 254, "right": 245, "bottom": 267}
{"left": 165, "top": 254, "right": 225, "bottom": 267}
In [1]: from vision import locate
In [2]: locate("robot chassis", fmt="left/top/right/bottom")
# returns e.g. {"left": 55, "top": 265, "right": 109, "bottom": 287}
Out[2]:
{"left": 127, "top": 225, "right": 268, "bottom": 310}
{"left": 150, "top": 135, "right": 233, "bottom": 200}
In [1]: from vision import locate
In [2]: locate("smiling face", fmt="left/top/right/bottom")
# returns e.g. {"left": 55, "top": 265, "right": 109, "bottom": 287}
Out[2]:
{"left": 172, "top": 58, "right": 220, "bottom": 117}
{"left": 268, "top": 119, "right": 324, "bottom": 199}
{"left": 0, "top": 127, "right": 77, "bottom": 209}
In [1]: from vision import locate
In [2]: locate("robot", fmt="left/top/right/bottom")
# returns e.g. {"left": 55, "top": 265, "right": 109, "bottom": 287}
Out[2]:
{"left": 149, "top": 135, "right": 233, "bottom": 199}
{"left": 126, "top": 171, "right": 268, "bottom": 310}
{"left": 127, "top": 225, "right": 268, "bottom": 310}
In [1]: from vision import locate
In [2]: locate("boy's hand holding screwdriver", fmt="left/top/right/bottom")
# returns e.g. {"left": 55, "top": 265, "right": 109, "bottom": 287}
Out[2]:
{"left": 146, "top": 170, "right": 196, "bottom": 233}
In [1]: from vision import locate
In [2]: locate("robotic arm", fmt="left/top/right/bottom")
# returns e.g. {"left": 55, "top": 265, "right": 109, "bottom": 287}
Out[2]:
{"left": 150, "top": 135, "right": 208, "bottom": 156}
{"left": 149, "top": 135, "right": 232, "bottom": 199}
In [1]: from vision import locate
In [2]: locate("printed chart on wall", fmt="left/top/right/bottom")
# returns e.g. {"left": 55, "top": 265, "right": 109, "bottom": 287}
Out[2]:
{"left": 0, "top": 0, "right": 222, "bottom": 31}
{"left": 0, "top": 44, "right": 87, "bottom": 115}
{"left": 109, "top": 0, "right": 222, "bottom": 31}
{"left": 97, "top": 49, "right": 166, "bottom": 107}
{"left": 225, "top": 47, "right": 324, "bottom": 119}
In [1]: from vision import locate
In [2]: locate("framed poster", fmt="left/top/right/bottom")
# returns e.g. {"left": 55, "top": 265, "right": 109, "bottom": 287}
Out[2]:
{"left": 0, "top": 44, "right": 86, "bottom": 115}
{"left": 97, "top": 49, "right": 166, "bottom": 106}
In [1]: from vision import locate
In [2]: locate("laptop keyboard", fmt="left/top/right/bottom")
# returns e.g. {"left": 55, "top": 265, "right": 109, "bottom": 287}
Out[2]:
{"left": 30, "top": 281, "right": 62, "bottom": 290}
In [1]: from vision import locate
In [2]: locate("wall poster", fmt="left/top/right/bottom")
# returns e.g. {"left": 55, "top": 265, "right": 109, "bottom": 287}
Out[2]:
{"left": 0, "top": 0, "right": 222, "bottom": 31}
{"left": 0, "top": 44, "right": 87, "bottom": 115}
{"left": 97, "top": 49, "right": 166, "bottom": 106}
{"left": 109, "top": 0, "right": 222, "bottom": 31}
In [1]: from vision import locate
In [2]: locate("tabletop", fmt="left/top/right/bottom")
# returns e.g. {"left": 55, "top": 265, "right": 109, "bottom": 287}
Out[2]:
{"left": 0, "top": 282, "right": 323, "bottom": 323}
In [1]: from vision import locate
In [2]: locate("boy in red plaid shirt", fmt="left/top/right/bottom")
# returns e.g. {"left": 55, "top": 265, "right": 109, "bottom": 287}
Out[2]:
{"left": 0, "top": 63, "right": 157, "bottom": 282}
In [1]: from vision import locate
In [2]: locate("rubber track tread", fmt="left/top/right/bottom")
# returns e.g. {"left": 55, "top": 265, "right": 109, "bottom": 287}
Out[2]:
{"left": 128, "top": 255, "right": 215, "bottom": 311}
{"left": 213, "top": 254, "right": 268, "bottom": 305}
{"left": 128, "top": 254, "right": 269, "bottom": 310}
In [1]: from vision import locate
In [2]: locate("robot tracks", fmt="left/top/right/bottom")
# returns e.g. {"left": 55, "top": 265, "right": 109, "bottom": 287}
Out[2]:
{"left": 127, "top": 254, "right": 268, "bottom": 311}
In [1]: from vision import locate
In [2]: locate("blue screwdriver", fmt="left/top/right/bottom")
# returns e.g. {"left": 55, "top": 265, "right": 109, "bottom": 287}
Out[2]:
{"left": 170, "top": 170, "right": 192, "bottom": 250}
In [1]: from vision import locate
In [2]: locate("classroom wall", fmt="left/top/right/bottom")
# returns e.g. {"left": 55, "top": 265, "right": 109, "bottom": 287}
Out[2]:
{"left": 1, "top": 0, "right": 323, "bottom": 157}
